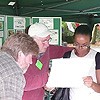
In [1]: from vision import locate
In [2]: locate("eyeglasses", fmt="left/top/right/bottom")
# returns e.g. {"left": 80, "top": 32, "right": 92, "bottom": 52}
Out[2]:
{"left": 41, "top": 37, "right": 52, "bottom": 43}
{"left": 73, "top": 43, "right": 90, "bottom": 49}
{"left": 34, "top": 36, "right": 52, "bottom": 43}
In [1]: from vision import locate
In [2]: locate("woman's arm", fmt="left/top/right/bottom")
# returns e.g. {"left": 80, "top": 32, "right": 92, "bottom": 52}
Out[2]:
{"left": 83, "top": 70, "right": 100, "bottom": 93}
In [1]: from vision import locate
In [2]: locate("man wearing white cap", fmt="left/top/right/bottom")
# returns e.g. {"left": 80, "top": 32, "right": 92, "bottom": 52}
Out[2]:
{"left": 22, "top": 23, "right": 73, "bottom": 100}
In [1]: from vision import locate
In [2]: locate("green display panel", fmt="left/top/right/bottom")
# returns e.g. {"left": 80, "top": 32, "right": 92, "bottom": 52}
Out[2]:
{"left": 25, "top": 17, "right": 31, "bottom": 27}
{"left": 54, "top": 18, "right": 61, "bottom": 45}
{"left": 7, "top": 16, "right": 13, "bottom": 29}
{"left": 0, "top": 16, "right": 5, "bottom": 45}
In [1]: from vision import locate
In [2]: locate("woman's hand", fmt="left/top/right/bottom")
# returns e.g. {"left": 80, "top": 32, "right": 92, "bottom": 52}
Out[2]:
{"left": 83, "top": 76, "right": 94, "bottom": 88}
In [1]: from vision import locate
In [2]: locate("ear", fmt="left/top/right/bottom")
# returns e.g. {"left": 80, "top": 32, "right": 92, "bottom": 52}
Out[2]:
{"left": 18, "top": 51, "right": 24, "bottom": 59}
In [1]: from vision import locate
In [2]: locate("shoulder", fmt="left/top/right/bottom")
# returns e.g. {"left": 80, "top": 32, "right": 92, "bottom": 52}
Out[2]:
{"left": 90, "top": 48, "right": 100, "bottom": 58}
{"left": 0, "top": 52, "right": 23, "bottom": 77}
{"left": 63, "top": 50, "right": 72, "bottom": 58}
{"left": 95, "top": 52, "right": 100, "bottom": 59}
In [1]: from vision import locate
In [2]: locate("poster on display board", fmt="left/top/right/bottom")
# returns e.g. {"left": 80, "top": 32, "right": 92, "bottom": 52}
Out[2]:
{"left": 49, "top": 29, "right": 58, "bottom": 45}
{"left": 0, "top": 38, "right": 2, "bottom": 47}
{"left": 39, "top": 18, "right": 53, "bottom": 29}
{"left": 0, "top": 16, "right": 4, "bottom": 45}
{"left": 32, "top": 17, "right": 62, "bottom": 45}
{"left": 91, "top": 23, "right": 100, "bottom": 52}
{"left": 14, "top": 17, "right": 25, "bottom": 29}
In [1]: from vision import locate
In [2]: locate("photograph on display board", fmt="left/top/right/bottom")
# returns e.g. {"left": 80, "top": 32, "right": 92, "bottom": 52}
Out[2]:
{"left": 91, "top": 24, "right": 100, "bottom": 45}
{"left": 91, "top": 24, "right": 100, "bottom": 52}
{"left": 16, "top": 29, "right": 24, "bottom": 33}
{"left": 0, "top": 38, "right": 2, "bottom": 47}
{"left": 0, "top": 31, "right": 3, "bottom": 37}
{"left": 0, "top": 22, "right": 3, "bottom": 30}
{"left": 8, "top": 29, "right": 15, "bottom": 37}
{"left": 49, "top": 29, "right": 58, "bottom": 45}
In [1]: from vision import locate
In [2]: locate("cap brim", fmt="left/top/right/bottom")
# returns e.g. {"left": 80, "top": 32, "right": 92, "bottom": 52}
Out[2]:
{"left": 37, "top": 30, "right": 52, "bottom": 37}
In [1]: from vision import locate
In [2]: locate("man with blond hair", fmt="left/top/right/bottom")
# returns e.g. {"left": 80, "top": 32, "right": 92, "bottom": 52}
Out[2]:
{"left": 0, "top": 33, "right": 39, "bottom": 100}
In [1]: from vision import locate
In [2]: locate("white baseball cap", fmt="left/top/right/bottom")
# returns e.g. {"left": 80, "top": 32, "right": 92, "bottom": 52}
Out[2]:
{"left": 28, "top": 23, "right": 52, "bottom": 37}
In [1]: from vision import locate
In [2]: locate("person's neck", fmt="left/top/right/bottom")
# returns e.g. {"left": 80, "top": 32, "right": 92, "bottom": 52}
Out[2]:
{"left": 37, "top": 53, "right": 44, "bottom": 59}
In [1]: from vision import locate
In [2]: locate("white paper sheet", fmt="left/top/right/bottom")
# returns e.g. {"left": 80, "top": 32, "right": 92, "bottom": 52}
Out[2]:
{"left": 46, "top": 58, "right": 94, "bottom": 88}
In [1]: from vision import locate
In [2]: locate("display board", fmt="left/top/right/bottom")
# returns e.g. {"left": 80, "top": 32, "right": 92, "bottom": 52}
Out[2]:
{"left": 32, "top": 17, "right": 62, "bottom": 45}
{"left": 0, "top": 16, "right": 5, "bottom": 46}
{"left": 6, "top": 16, "right": 31, "bottom": 38}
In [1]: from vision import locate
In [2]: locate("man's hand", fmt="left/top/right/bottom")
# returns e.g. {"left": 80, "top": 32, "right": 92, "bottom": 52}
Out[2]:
{"left": 44, "top": 86, "right": 55, "bottom": 92}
